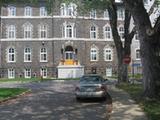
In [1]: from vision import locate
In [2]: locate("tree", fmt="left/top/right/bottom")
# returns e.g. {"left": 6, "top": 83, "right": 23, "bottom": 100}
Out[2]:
{"left": 123, "top": 0, "right": 160, "bottom": 98}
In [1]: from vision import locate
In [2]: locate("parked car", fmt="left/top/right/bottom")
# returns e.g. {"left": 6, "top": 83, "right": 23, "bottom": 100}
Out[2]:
{"left": 75, "top": 74, "right": 108, "bottom": 100}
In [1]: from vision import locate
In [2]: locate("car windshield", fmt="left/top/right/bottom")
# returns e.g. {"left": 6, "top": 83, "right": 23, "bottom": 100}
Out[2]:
{"left": 80, "top": 76, "right": 102, "bottom": 83}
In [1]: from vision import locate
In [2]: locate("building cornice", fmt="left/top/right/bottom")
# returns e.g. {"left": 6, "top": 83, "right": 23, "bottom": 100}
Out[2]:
{"left": 1, "top": 38, "right": 114, "bottom": 42}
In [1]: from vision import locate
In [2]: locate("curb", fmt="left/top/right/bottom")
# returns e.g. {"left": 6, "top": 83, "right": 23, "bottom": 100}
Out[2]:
{"left": 0, "top": 89, "right": 31, "bottom": 105}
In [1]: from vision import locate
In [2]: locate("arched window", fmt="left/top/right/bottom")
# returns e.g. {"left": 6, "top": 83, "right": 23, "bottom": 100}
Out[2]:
{"left": 65, "top": 46, "right": 74, "bottom": 60}
{"left": 7, "top": 25, "right": 16, "bottom": 39}
{"left": 23, "top": 23, "right": 32, "bottom": 38}
{"left": 8, "top": 47, "right": 15, "bottom": 62}
{"left": 104, "top": 25, "right": 112, "bottom": 40}
{"left": 24, "top": 48, "right": 31, "bottom": 62}
{"left": 39, "top": 24, "right": 48, "bottom": 38}
{"left": 104, "top": 48, "right": 113, "bottom": 61}
{"left": 24, "top": 6, "right": 32, "bottom": 16}
{"left": 40, "top": 48, "right": 47, "bottom": 62}
{"left": 90, "top": 26, "right": 97, "bottom": 39}
{"left": 90, "top": 46, "right": 98, "bottom": 61}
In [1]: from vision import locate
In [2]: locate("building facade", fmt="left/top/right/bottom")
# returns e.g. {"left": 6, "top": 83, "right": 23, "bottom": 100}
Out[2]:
{"left": 0, "top": 1, "right": 126, "bottom": 78}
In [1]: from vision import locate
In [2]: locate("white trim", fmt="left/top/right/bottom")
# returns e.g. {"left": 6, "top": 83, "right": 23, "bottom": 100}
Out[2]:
{"left": 0, "top": 15, "right": 112, "bottom": 21}
{"left": 90, "top": 45, "right": 99, "bottom": 61}
{"left": 1, "top": 38, "right": 112, "bottom": 42}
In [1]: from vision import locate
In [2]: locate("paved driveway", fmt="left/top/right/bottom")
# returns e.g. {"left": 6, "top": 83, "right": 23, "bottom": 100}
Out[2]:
{"left": 0, "top": 80, "right": 109, "bottom": 120}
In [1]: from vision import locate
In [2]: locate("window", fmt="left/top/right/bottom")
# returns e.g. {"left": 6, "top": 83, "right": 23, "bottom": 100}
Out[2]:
{"left": 118, "top": 25, "right": 124, "bottom": 40}
{"left": 39, "top": 24, "right": 48, "bottom": 38}
{"left": 40, "top": 7, "right": 47, "bottom": 16}
{"left": 136, "top": 49, "right": 141, "bottom": 60}
{"left": 60, "top": 3, "right": 77, "bottom": 16}
{"left": 24, "top": 6, "right": 32, "bottom": 16}
{"left": 23, "top": 23, "right": 32, "bottom": 38}
{"left": 104, "top": 9, "right": 109, "bottom": 19}
{"left": 24, "top": 69, "right": 31, "bottom": 78}
{"left": 135, "top": 32, "right": 139, "bottom": 40}
{"left": 40, "top": 48, "right": 47, "bottom": 62}
{"left": 90, "top": 47, "right": 98, "bottom": 61}
{"left": 104, "top": 25, "right": 112, "bottom": 40}
{"left": 7, "top": 47, "right": 15, "bottom": 62}
{"left": 8, "top": 6, "right": 16, "bottom": 16}
{"left": 104, "top": 48, "right": 113, "bottom": 61}
{"left": 62, "top": 23, "right": 75, "bottom": 38}
{"left": 90, "top": 9, "right": 96, "bottom": 18}
{"left": 40, "top": 68, "right": 47, "bottom": 78}
{"left": 24, "top": 48, "right": 31, "bottom": 62}
{"left": 90, "top": 26, "right": 97, "bottom": 39}
{"left": 7, "top": 25, "right": 16, "bottom": 39}
{"left": 8, "top": 69, "right": 15, "bottom": 79}
{"left": 117, "top": 8, "right": 124, "bottom": 20}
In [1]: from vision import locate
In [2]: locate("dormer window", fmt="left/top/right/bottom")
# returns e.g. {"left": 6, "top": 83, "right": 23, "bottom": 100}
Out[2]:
{"left": 40, "top": 7, "right": 47, "bottom": 16}
{"left": 8, "top": 6, "right": 16, "bottom": 16}
{"left": 24, "top": 6, "right": 32, "bottom": 16}
{"left": 60, "top": 3, "right": 77, "bottom": 16}
{"left": 90, "top": 9, "right": 96, "bottom": 18}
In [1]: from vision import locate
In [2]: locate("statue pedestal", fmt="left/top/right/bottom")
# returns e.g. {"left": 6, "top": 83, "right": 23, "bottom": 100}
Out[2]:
{"left": 57, "top": 65, "right": 84, "bottom": 78}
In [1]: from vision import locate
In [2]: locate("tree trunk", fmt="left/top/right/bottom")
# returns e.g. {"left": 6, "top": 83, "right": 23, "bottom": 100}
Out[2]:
{"left": 123, "top": 0, "right": 160, "bottom": 97}
{"left": 140, "top": 37, "right": 160, "bottom": 97}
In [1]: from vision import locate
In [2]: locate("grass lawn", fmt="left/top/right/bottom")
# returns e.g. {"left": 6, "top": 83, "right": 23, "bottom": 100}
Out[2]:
{"left": 0, "top": 77, "right": 80, "bottom": 83}
{"left": 117, "top": 83, "right": 160, "bottom": 120}
{"left": 0, "top": 88, "right": 29, "bottom": 101}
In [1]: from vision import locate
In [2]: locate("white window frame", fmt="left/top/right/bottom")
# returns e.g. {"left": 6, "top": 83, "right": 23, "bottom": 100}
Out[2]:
{"left": 23, "top": 23, "right": 32, "bottom": 39}
{"left": 135, "top": 49, "right": 141, "bottom": 60}
{"left": 8, "top": 68, "right": 15, "bottom": 79}
{"left": 40, "top": 6, "right": 47, "bottom": 16}
{"left": 7, "top": 47, "right": 16, "bottom": 63}
{"left": 63, "top": 23, "right": 75, "bottom": 38}
{"left": 40, "top": 48, "right": 47, "bottom": 62}
{"left": 8, "top": 6, "right": 16, "bottom": 16}
{"left": 104, "top": 25, "right": 112, "bottom": 40}
{"left": 90, "top": 9, "right": 96, "bottom": 19}
{"left": 24, "top": 48, "right": 32, "bottom": 62}
{"left": 90, "top": 47, "right": 98, "bottom": 61}
{"left": 90, "top": 26, "right": 97, "bottom": 39}
{"left": 104, "top": 9, "right": 109, "bottom": 20}
{"left": 24, "top": 6, "right": 32, "bottom": 16}
{"left": 104, "top": 48, "right": 113, "bottom": 61}
{"left": 40, "top": 68, "right": 47, "bottom": 78}
{"left": 24, "top": 69, "right": 31, "bottom": 78}
{"left": 39, "top": 24, "right": 48, "bottom": 38}
{"left": 7, "top": 25, "right": 16, "bottom": 39}
{"left": 118, "top": 25, "right": 124, "bottom": 40}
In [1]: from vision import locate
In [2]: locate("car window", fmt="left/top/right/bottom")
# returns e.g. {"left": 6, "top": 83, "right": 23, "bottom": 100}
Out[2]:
{"left": 80, "top": 76, "right": 102, "bottom": 83}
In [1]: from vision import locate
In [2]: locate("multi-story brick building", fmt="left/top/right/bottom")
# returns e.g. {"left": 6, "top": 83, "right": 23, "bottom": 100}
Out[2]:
{"left": 0, "top": 0, "right": 126, "bottom": 78}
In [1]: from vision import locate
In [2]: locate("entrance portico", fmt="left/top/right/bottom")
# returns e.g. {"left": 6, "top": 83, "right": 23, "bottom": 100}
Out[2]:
{"left": 57, "top": 42, "right": 84, "bottom": 78}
